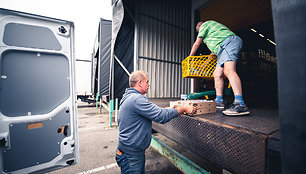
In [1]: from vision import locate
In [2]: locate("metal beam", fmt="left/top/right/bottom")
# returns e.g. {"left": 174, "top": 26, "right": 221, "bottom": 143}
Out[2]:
{"left": 134, "top": 0, "right": 139, "bottom": 72}
{"left": 114, "top": 54, "right": 131, "bottom": 77}
{"left": 100, "top": 102, "right": 110, "bottom": 112}
{"left": 139, "top": 56, "right": 181, "bottom": 65}
{"left": 150, "top": 135, "right": 211, "bottom": 174}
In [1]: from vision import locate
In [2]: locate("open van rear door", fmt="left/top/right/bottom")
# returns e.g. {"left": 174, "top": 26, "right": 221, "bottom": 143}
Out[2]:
{"left": 0, "top": 8, "right": 79, "bottom": 173}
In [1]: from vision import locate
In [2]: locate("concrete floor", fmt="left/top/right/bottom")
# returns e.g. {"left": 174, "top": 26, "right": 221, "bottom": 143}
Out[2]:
{"left": 48, "top": 101, "right": 182, "bottom": 174}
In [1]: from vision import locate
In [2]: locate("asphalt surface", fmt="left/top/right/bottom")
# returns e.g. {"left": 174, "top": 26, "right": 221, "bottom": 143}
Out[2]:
{"left": 48, "top": 101, "right": 182, "bottom": 174}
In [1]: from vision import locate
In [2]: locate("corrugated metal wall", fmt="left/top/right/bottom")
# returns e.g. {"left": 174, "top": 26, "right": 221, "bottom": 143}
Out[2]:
{"left": 137, "top": 0, "right": 191, "bottom": 98}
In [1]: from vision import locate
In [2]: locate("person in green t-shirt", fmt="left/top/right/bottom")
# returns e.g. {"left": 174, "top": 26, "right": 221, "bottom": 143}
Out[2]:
{"left": 189, "top": 20, "right": 250, "bottom": 116}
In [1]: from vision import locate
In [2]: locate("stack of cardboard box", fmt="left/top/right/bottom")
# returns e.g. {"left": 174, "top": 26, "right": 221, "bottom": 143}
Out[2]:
{"left": 170, "top": 100, "right": 216, "bottom": 116}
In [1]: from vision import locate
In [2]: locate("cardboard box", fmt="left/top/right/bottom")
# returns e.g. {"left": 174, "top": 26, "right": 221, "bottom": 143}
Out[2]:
{"left": 170, "top": 100, "right": 216, "bottom": 115}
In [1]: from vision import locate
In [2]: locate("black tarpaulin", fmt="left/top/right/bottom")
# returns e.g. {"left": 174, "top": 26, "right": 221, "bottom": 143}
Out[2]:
{"left": 99, "top": 19, "right": 112, "bottom": 96}
{"left": 112, "top": 0, "right": 134, "bottom": 99}
{"left": 91, "top": 18, "right": 112, "bottom": 97}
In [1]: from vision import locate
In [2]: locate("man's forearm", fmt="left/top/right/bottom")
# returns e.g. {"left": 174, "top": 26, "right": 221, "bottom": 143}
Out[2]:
{"left": 164, "top": 106, "right": 187, "bottom": 115}
{"left": 189, "top": 44, "right": 199, "bottom": 56}
{"left": 189, "top": 37, "right": 203, "bottom": 56}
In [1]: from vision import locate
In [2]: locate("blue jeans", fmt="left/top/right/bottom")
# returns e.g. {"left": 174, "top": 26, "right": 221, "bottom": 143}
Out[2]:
{"left": 115, "top": 148, "right": 145, "bottom": 174}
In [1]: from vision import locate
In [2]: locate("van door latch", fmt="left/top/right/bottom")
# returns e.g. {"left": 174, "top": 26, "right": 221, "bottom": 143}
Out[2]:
{"left": 57, "top": 125, "right": 69, "bottom": 136}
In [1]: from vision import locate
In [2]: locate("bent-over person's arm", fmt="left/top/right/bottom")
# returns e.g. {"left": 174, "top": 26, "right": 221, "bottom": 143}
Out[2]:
{"left": 189, "top": 37, "right": 203, "bottom": 56}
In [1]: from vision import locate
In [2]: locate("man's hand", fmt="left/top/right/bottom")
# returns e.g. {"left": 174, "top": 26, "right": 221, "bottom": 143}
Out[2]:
{"left": 184, "top": 105, "right": 197, "bottom": 115}
{"left": 176, "top": 104, "right": 196, "bottom": 116}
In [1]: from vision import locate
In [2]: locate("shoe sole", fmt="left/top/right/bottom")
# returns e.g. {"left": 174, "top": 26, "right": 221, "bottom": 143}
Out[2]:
{"left": 222, "top": 110, "right": 250, "bottom": 116}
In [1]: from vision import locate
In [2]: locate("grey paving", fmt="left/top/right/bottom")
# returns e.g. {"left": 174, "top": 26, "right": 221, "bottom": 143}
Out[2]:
{"left": 48, "top": 101, "right": 181, "bottom": 174}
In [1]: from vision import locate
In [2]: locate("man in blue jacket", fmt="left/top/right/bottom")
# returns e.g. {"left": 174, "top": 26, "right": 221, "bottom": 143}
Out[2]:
{"left": 115, "top": 70, "right": 196, "bottom": 173}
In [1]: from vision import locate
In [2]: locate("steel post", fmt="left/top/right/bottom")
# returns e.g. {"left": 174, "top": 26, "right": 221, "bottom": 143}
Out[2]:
{"left": 109, "top": 99, "right": 114, "bottom": 127}
{"left": 115, "top": 98, "right": 118, "bottom": 122}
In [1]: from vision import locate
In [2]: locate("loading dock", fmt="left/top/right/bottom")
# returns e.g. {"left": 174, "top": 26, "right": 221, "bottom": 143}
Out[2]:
{"left": 109, "top": 0, "right": 281, "bottom": 173}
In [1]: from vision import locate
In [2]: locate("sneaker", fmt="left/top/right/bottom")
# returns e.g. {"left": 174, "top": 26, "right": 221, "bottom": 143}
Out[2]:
{"left": 215, "top": 101, "right": 225, "bottom": 109}
{"left": 222, "top": 103, "right": 250, "bottom": 116}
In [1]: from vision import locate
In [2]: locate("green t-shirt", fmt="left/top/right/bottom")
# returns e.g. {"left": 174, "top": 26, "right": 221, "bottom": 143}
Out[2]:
{"left": 197, "top": 20, "right": 235, "bottom": 55}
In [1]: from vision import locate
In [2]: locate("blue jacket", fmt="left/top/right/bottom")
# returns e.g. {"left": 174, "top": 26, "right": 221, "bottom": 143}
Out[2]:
{"left": 118, "top": 88, "right": 178, "bottom": 155}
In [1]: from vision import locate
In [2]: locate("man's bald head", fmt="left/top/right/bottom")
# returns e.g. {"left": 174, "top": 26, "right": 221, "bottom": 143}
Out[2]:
{"left": 129, "top": 70, "right": 148, "bottom": 87}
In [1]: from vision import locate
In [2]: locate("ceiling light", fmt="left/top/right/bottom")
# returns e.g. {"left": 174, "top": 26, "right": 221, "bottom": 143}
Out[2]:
{"left": 267, "top": 39, "right": 276, "bottom": 46}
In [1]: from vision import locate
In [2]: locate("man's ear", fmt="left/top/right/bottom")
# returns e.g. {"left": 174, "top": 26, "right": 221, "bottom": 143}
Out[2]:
{"left": 137, "top": 80, "right": 142, "bottom": 87}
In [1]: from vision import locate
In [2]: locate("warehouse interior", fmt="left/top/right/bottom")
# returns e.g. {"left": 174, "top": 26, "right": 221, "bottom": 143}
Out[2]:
{"left": 151, "top": 0, "right": 280, "bottom": 173}
{"left": 111, "top": 0, "right": 278, "bottom": 107}
{"left": 194, "top": 0, "right": 277, "bottom": 108}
